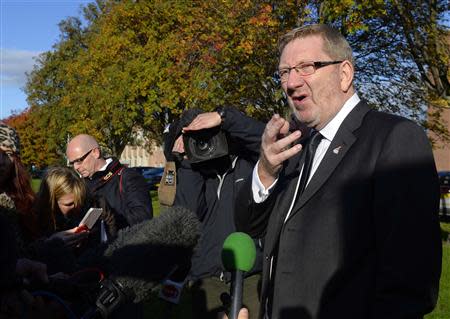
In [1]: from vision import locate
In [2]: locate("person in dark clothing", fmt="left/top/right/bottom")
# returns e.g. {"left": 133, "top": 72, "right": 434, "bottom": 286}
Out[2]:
{"left": 162, "top": 107, "right": 265, "bottom": 319}
{"left": 66, "top": 134, "right": 152, "bottom": 229}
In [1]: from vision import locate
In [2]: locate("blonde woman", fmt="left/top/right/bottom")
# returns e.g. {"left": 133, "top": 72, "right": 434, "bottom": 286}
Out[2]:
{"left": 34, "top": 166, "right": 116, "bottom": 248}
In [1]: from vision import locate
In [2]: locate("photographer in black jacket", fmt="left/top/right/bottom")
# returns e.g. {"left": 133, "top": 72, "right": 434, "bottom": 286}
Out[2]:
{"left": 162, "top": 107, "right": 265, "bottom": 319}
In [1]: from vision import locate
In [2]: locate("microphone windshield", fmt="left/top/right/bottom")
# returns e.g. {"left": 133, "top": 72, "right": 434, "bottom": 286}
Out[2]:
{"left": 102, "top": 206, "right": 200, "bottom": 303}
{"left": 221, "top": 232, "right": 256, "bottom": 272}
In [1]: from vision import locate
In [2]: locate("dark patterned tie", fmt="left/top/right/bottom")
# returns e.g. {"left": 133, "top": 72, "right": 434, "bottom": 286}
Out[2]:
{"left": 297, "top": 130, "right": 323, "bottom": 196}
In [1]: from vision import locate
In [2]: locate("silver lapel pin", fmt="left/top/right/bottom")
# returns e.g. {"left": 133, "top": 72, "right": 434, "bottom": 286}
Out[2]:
{"left": 333, "top": 146, "right": 342, "bottom": 154}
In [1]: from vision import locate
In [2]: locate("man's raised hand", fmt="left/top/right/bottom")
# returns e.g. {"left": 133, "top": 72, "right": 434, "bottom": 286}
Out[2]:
{"left": 258, "top": 114, "right": 302, "bottom": 187}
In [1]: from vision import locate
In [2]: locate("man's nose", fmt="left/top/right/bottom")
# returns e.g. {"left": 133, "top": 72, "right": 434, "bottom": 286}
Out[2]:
{"left": 286, "top": 70, "right": 306, "bottom": 90}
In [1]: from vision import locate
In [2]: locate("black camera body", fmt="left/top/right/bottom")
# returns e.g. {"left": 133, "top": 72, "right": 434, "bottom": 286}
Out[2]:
{"left": 183, "top": 127, "right": 228, "bottom": 164}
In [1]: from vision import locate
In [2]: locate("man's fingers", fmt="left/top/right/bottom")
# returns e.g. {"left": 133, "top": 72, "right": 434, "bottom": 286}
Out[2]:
{"left": 280, "top": 119, "right": 290, "bottom": 136}
{"left": 239, "top": 308, "right": 249, "bottom": 319}
{"left": 274, "top": 143, "right": 302, "bottom": 163}
{"left": 260, "top": 142, "right": 302, "bottom": 174}
{"left": 222, "top": 308, "right": 249, "bottom": 319}
{"left": 263, "top": 130, "right": 301, "bottom": 165}
{"left": 258, "top": 114, "right": 303, "bottom": 182}
{"left": 172, "top": 136, "right": 184, "bottom": 153}
{"left": 263, "top": 114, "right": 287, "bottom": 142}
{"left": 263, "top": 115, "right": 300, "bottom": 146}
{"left": 273, "top": 130, "right": 301, "bottom": 152}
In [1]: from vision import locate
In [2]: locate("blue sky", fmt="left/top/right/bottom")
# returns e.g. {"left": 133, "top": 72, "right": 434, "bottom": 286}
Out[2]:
{"left": 0, "top": 0, "right": 90, "bottom": 120}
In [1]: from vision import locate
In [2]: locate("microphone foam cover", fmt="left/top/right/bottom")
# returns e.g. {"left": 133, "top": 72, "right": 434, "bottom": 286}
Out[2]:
{"left": 222, "top": 232, "right": 256, "bottom": 272}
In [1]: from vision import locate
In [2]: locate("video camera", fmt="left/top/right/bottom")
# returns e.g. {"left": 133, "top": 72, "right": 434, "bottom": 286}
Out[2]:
{"left": 183, "top": 126, "right": 229, "bottom": 164}
{"left": 165, "top": 107, "right": 230, "bottom": 164}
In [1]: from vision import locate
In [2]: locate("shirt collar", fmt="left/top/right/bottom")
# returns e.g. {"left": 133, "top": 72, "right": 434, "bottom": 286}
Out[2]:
{"left": 319, "top": 93, "right": 360, "bottom": 142}
{"left": 98, "top": 158, "right": 113, "bottom": 172}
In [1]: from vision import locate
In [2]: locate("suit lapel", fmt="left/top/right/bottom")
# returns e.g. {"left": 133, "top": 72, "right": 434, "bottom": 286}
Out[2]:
{"left": 286, "top": 101, "right": 372, "bottom": 221}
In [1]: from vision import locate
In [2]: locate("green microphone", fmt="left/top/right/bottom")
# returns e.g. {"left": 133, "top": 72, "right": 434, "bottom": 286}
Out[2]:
{"left": 222, "top": 232, "right": 256, "bottom": 319}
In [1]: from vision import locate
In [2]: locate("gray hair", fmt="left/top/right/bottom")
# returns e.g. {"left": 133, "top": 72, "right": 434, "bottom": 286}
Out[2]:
{"left": 278, "top": 24, "right": 354, "bottom": 66}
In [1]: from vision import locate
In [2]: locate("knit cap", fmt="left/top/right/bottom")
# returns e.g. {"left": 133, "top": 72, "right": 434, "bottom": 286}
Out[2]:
{"left": 0, "top": 122, "right": 20, "bottom": 154}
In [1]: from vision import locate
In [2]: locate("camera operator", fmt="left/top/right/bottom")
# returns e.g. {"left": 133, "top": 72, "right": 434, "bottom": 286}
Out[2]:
{"left": 161, "top": 107, "right": 264, "bottom": 319}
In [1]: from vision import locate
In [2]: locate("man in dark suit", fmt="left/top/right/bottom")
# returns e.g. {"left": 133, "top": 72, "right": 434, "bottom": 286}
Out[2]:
{"left": 235, "top": 24, "right": 442, "bottom": 319}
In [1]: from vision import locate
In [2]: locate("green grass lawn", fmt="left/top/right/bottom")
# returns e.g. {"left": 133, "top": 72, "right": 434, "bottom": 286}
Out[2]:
{"left": 150, "top": 190, "right": 161, "bottom": 216}
{"left": 31, "top": 178, "right": 41, "bottom": 193}
{"left": 426, "top": 232, "right": 450, "bottom": 318}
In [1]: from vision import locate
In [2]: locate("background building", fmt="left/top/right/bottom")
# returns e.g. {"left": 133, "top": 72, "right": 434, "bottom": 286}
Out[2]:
{"left": 120, "top": 143, "right": 165, "bottom": 167}
{"left": 429, "top": 107, "right": 450, "bottom": 172}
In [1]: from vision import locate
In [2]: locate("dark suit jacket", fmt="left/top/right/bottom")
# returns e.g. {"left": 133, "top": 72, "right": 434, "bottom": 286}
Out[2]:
{"left": 235, "top": 101, "right": 442, "bottom": 319}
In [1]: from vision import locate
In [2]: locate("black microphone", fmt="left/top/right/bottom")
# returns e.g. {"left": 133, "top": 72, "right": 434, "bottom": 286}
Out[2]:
{"left": 221, "top": 232, "right": 256, "bottom": 319}
{"left": 87, "top": 206, "right": 200, "bottom": 318}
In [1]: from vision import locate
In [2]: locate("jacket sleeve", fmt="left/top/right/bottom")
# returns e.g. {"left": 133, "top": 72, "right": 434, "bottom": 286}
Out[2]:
{"left": 121, "top": 168, "right": 153, "bottom": 225}
{"left": 234, "top": 170, "right": 280, "bottom": 238}
{"left": 371, "top": 120, "right": 442, "bottom": 318}
{"left": 221, "top": 107, "right": 265, "bottom": 161}
{"left": 173, "top": 159, "right": 208, "bottom": 221}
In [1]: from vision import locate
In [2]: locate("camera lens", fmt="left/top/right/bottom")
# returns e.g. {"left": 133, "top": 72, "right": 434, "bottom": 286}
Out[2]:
{"left": 196, "top": 140, "right": 209, "bottom": 151}
{"left": 194, "top": 139, "right": 214, "bottom": 156}
{"left": 183, "top": 128, "right": 228, "bottom": 163}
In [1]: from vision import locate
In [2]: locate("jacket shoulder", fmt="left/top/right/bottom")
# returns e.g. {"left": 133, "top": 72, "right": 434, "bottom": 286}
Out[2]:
{"left": 360, "top": 108, "right": 426, "bottom": 140}
{"left": 364, "top": 107, "right": 419, "bottom": 127}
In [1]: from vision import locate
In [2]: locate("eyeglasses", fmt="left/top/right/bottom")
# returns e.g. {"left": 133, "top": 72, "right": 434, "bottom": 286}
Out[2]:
{"left": 68, "top": 148, "right": 94, "bottom": 166}
{"left": 278, "top": 61, "right": 343, "bottom": 82}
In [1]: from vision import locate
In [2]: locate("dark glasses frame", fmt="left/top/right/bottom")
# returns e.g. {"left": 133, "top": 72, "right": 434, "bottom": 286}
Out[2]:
{"left": 68, "top": 148, "right": 95, "bottom": 166}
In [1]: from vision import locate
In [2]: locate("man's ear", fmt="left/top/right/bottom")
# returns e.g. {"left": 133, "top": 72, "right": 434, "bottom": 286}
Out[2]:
{"left": 92, "top": 147, "right": 101, "bottom": 159}
{"left": 340, "top": 60, "right": 354, "bottom": 92}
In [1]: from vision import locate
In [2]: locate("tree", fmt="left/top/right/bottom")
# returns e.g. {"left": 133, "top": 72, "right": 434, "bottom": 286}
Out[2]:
{"left": 25, "top": 15, "right": 91, "bottom": 159}
{"left": 23, "top": 0, "right": 449, "bottom": 165}
{"left": 314, "top": 0, "right": 449, "bottom": 142}
{"left": 3, "top": 108, "right": 60, "bottom": 168}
